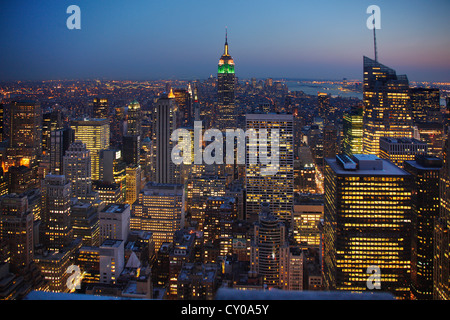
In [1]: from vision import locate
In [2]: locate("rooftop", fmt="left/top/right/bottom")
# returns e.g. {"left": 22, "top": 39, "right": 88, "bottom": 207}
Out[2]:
{"left": 327, "top": 154, "right": 410, "bottom": 176}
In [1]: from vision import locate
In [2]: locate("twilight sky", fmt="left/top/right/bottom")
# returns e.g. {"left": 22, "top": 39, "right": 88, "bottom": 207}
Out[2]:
{"left": 1, "top": 0, "right": 449, "bottom": 82}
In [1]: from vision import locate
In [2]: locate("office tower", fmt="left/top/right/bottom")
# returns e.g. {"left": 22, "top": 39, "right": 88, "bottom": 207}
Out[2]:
{"left": 294, "top": 145, "right": 317, "bottom": 194}
{"left": 434, "top": 131, "right": 450, "bottom": 300}
{"left": 280, "top": 247, "right": 304, "bottom": 291}
{"left": 71, "top": 201, "right": 99, "bottom": 247}
{"left": 217, "top": 30, "right": 236, "bottom": 130}
{"left": 342, "top": 105, "right": 364, "bottom": 156}
{"left": 99, "top": 239, "right": 124, "bottom": 284}
{"left": 122, "top": 135, "right": 140, "bottom": 166}
{"left": 174, "top": 88, "right": 193, "bottom": 127}
{"left": 4, "top": 101, "right": 42, "bottom": 174}
{"left": 125, "top": 164, "right": 142, "bottom": 205}
{"left": 42, "top": 110, "right": 63, "bottom": 155}
{"left": 323, "top": 123, "right": 338, "bottom": 159}
{"left": 306, "top": 124, "right": 324, "bottom": 168}
{"left": 71, "top": 118, "right": 110, "bottom": 181}
{"left": 63, "top": 141, "right": 92, "bottom": 199}
{"left": 403, "top": 155, "right": 441, "bottom": 300}
{"left": 245, "top": 113, "right": 294, "bottom": 223}
{"left": 50, "top": 128, "right": 74, "bottom": 175}
{"left": 111, "top": 105, "right": 126, "bottom": 146}
{"left": 410, "top": 88, "right": 441, "bottom": 124}
{"left": 131, "top": 182, "right": 185, "bottom": 250}
{"left": 250, "top": 203, "right": 287, "bottom": 288}
{"left": 292, "top": 196, "right": 323, "bottom": 248}
{"left": 125, "top": 100, "right": 141, "bottom": 136}
{"left": 362, "top": 56, "right": 413, "bottom": 156}
{"left": 379, "top": 137, "right": 428, "bottom": 169}
{"left": 203, "top": 196, "right": 237, "bottom": 258}
{"left": 317, "top": 92, "right": 331, "bottom": 121}
{"left": 99, "top": 148, "right": 126, "bottom": 189}
{"left": 415, "top": 123, "right": 444, "bottom": 158}
{"left": 0, "top": 194, "right": 34, "bottom": 269}
{"left": 123, "top": 100, "right": 142, "bottom": 166}
{"left": 151, "top": 92, "right": 178, "bottom": 184}
{"left": 99, "top": 203, "right": 130, "bottom": 244}
{"left": 186, "top": 173, "right": 226, "bottom": 229}
{"left": 92, "top": 97, "right": 109, "bottom": 119}
{"left": 323, "top": 154, "right": 412, "bottom": 299}
{"left": 41, "top": 174, "right": 73, "bottom": 251}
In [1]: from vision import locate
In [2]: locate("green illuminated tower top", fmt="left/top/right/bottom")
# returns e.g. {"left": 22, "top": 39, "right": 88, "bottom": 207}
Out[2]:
{"left": 218, "top": 29, "right": 235, "bottom": 74}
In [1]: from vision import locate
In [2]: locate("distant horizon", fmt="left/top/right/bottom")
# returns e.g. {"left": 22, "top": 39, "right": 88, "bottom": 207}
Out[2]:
{"left": 1, "top": 1, "right": 449, "bottom": 83}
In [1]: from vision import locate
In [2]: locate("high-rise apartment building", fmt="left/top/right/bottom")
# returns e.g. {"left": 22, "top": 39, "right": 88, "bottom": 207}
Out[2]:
{"left": 245, "top": 113, "right": 294, "bottom": 223}
{"left": 410, "top": 87, "right": 441, "bottom": 124}
{"left": 71, "top": 118, "right": 110, "bottom": 181}
{"left": 323, "top": 154, "right": 412, "bottom": 299}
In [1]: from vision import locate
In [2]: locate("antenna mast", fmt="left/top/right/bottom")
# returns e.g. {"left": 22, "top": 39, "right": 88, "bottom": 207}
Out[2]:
{"left": 373, "top": 13, "right": 378, "bottom": 62}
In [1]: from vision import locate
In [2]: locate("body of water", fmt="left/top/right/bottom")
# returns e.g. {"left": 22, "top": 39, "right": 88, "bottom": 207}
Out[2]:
{"left": 286, "top": 80, "right": 363, "bottom": 100}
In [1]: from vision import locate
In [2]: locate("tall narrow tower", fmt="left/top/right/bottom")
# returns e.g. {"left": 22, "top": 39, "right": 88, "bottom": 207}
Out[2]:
{"left": 217, "top": 29, "right": 236, "bottom": 130}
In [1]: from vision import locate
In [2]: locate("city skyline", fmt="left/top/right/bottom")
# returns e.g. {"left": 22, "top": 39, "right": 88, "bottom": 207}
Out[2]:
{"left": 1, "top": 1, "right": 449, "bottom": 82}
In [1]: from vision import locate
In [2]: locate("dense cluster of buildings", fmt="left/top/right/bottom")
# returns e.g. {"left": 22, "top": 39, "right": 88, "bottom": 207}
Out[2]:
{"left": 0, "top": 32, "right": 450, "bottom": 301}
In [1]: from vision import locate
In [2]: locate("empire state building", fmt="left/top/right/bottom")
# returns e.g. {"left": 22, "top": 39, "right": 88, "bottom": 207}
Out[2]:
{"left": 216, "top": 30, "right": 236, "bottom": 129}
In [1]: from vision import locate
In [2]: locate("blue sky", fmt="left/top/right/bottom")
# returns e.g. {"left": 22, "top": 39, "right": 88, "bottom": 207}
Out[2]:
{"left": 1, "top": 0, "right": 449, "bottom": 81}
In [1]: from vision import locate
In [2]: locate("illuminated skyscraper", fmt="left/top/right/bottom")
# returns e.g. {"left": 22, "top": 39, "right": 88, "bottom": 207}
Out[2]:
{"left": 41, "top": 174, "right": 73, "bottom": 251}
{"left": 71, "top": 118, "right": 110, "bottom": 181}
{"left": 216, "top": 30, "right": 236, "bottom": 130}
{"left": 131, "top": 182, "right": 184, "bottom": 250}
{"left": 92, "top": 97, "right": 109, "bottom": 119}
{"left": 379, "top": 137, "right": 428, "bottom": 169}
{"left": 317, "top": 92, "right": 331, "bottom": 121}
{"left": 323, "top": 154, "right": 412, "bottom": 299}
{"left": 404, "top": 155, "right": 441, "bottom": 300}
{"left": 63, "top": 141, "right": 92, "bottom": 199}
{"left": 434, "top": 131, "right": 450, "bottom": 300}
{"left": 50, "top": 128, "right": 74, "bottom": 175}
{"left": 174, "top": 88, "right": 193, "bottom": 128}
{"left": 250, "top": 202, "right": 287, "bottom": 288}
{"left": 245, "top": 113, "right": 294, "bottom": 223}
{"left": 126, "top": 100, "right": 141, "bottom": 136}
{"left": 342, "top": 105, "right": 363, "bottom": 156}
{"left": 5, "top": 101, "right": 42, "bottom": 172}
{"left": 125, "top": 164, "right": 142, "bottom": 205}
{"left": 410, "top": 87, "right": 441, "bottom": 124}
{"left": 151, "top": 92, "right": 178, "bottom": 184}
{"left": 362, "top": 56, "right": 413, "bottom": 155}
{"left": 0, "top": 194, "right": 34, "bottom": 269}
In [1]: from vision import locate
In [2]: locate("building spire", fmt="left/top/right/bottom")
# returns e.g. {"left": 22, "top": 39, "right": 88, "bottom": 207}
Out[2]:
{"left": 372, "top": 14, "right": 378, "bottom": 62}
{"left": 224, "top": 27, "right": 229, "bottom": 56}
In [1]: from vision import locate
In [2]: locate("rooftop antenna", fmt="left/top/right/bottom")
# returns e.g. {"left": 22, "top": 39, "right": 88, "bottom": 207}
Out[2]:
{"left": 372, "top": 10, "right": 378, "bottom": 62}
